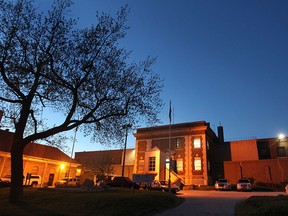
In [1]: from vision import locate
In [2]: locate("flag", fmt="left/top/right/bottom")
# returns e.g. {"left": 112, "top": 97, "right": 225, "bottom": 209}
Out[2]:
{"left": 169, "top": 100, "right": 172, "bottom": 123}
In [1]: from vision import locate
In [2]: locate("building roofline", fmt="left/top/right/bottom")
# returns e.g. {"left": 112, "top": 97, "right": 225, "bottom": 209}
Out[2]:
{"left": 135, "top": 121, "right": 209, "bottom": 133}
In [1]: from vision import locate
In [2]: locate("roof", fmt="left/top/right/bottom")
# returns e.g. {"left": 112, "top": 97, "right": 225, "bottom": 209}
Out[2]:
{"left": 0, "top": 129, "right": 77, "bottom": 163}
{"left": 136, "top": 121, "right": 209, "bottom": 133}
{"left": 134, "top": 121, "right": 219, "bottom": 141}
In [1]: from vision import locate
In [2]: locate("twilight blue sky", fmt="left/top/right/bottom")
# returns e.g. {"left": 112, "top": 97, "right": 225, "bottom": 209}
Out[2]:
{"left": 36, "top": 0, "right": 288, "bottom": 154}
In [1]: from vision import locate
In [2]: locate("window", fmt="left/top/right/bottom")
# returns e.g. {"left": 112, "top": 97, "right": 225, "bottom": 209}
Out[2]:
{"left": 194, "top": 157, "right": 202, "bottom": 170}
{"left": 277, "top": 147, "right": 286, "bottom": 157}
{"left": 166, "top": 158, "right": 169, "bottom": 169}
{"left": 176, "top": 158, "right": 183, "bottom": 172}
{"left": 193, "top": 138, "right": 201, "bottom": 148}
{"left": 176, "top": 138, "right": 184, "bottom": 149}
{"left": 149, "top": 157, "right": 156, "bottom": 171}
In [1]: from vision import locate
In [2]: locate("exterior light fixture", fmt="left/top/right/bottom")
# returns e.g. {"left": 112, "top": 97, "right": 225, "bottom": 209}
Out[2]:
{"left": 278, "top": 134, "right": 285, "bottom": 140}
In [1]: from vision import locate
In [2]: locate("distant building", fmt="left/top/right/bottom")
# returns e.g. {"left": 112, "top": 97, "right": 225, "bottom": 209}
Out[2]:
{"left": 75, "top": 149, "right": 135, "bottom": 180}
{"left": 224, "top": 137, "right": 288, "bottom": 184}
{"left": 0, "top": 129, "right": 81, "bottom": 187}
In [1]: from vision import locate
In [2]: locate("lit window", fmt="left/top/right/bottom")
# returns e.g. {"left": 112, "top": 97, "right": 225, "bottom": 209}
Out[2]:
{"left": 193, "top": 138, "right": 201, "bottom": 148}
{"left": 176, "top": 138, "right": 184, "bottom": 148}
{"left": 166, "top": 158, "right": 170, "bottom": 169}
{"left": 176, "top": 158, "right": 183, "bottom": 171}
{"left": 194, "top": 157, "right": 202, "bottom": 170}
{"left": 149, "top": 157, "right": 156, "bottom": 171}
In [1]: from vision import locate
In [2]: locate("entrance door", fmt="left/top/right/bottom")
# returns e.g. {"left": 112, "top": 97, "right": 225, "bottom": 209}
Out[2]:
{"left": 48, "top": 173, "right": 54, "bottom": 186}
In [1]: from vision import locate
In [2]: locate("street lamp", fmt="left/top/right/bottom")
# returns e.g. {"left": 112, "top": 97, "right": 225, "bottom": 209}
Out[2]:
{"left": 121, "top": 124, "right": 132, "bottom": 187}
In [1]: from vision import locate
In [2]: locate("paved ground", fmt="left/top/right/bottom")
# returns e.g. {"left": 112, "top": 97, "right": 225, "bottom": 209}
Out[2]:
{"left": 155, "top": 190, "right": 285, "bottom": 216}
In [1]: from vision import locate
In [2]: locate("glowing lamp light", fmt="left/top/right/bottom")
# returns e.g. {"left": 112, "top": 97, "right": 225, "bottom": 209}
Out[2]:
{"left": 278, "top": 134, "right": 285, "bottom": 140}
{"left": 60, "top": 164, "right": 65, "bottom": 170}
{"left": 76, "top": 169, "right": 81, "bottom": 175}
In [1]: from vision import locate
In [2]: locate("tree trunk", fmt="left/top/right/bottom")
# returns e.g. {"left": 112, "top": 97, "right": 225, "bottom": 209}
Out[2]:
{"left": 9, "top": 139, "right": 24, "bottom": 203}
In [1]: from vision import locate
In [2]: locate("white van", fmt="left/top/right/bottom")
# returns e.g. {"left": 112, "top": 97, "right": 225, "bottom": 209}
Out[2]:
{"left": 54, "top": 177, "right": 80, "bottom": 187}
{"left": 23, "top": 175, "right": 42, "bottom": 188}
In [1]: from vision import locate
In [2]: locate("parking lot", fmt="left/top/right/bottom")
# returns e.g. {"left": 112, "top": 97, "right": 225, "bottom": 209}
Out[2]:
{"left": 156, "top": 190, "right": 286, "bottom": 216}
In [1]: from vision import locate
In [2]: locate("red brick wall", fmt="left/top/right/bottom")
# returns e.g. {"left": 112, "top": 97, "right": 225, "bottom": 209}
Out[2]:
{"left": 224, "top": 158, "right": 288, "bottom": 185}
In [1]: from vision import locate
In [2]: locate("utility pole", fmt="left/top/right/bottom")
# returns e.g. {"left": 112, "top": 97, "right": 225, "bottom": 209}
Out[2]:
{"left": 168, "top": 100, "right": 172, "bottom": 193}
{"left": 121, "top": 124, "right": 132, "bottom": 187}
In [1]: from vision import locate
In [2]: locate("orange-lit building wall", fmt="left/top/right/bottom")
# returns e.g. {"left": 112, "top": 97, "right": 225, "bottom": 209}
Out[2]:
{"left": 230, "top": 139, "right": 259, "bottom": 161}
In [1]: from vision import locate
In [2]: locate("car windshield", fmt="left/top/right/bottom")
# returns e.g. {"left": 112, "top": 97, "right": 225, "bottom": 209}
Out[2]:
{"left": 238, "top": 179, "right": 250, "bottom": 183}
{"left": 159, "top": 181, "right": 168, "bottom": 185}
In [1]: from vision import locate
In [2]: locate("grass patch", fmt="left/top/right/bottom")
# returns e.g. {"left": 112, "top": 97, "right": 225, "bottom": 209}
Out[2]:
{"left": 235, "top": 195, "right": 288, "bottom": 216}
{"left": 0, "top": 187, "right": 184, "bottom": 216}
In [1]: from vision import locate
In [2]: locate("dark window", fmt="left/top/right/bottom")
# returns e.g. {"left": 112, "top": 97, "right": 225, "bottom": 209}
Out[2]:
{"left": 176, "top": 138, "right": 184, "bottom": 149}
{"left": 257, "top": 141, "right": 271, "bottom": 159}
{"left": 277, "top": 147, "right": 286, "bottom": 157}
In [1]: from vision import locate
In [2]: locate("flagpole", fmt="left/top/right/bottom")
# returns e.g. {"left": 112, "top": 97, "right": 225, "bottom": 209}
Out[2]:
{"left": 68, "top": 126, "right": 78, "bottom": 178}
{"left": 168, "top": 100, "right": 172, "bottom": 193}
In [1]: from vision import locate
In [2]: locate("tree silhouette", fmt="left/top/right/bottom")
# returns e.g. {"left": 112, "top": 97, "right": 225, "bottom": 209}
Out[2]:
{"left": 0, "top": 0, "right": 163, "bottom": 202}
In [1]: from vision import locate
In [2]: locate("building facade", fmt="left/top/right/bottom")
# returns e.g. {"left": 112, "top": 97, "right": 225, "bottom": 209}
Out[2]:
{"left": 133, "top": 121, "right": 224, "bottom": 186}
{"left": 0, "top": 129, "right": 81, "bottom": 187}
{"left": 224, "top": 137, "right": 288, "bottom": 185}
{"left": 75, "top": 149, "right": 135, "bottom": 181}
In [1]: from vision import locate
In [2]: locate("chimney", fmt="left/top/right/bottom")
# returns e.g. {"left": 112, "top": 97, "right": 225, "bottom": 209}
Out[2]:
{"left": 217, "top": 125, "right": 224, "bottom": 143}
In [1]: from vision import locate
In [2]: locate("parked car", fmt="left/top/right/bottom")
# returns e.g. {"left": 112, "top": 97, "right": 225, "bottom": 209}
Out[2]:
{"left": 109, "top": 177, "right": 140, "bottom": 189}
{"left": 0, "top": 175, "right": 11, "bottom": 187}
{"left": 150, "top": 180, "right": 180, "bottom": 193}
{"left": 237, "top": 178, "right": 252, "bottom": 191}
{"left": 23, "top": 174, "right": 42, "bottom": 188}
{"left": 214, "top": 178, "right": 231, "bottom": 191}
{"left": 54, "top": 177, "right": 80, "bottom": 188}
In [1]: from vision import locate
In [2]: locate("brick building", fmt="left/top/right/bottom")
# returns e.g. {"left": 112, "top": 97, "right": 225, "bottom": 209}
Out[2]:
{"left": 224, "top": 137, "right": 288, "bottom": 185}
{"left": 75, "top": 149, "right": 135, "bottom": 181}
{"left": 133, "top": 121, "right": 225, "bottom": 186}
{"left": 75, "top": 121, "right": 288, "bottom": 188}
{"left": 0, "top": 129, "right": 81, "bottom": 186}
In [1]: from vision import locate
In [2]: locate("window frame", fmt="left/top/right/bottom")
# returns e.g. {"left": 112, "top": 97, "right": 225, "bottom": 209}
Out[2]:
{"left": 149, "top": 156, "right": 156, "bottom": 171}
{"left": 176, "top": 138, "right": 184, "bottom": 149}
{"left": 176, "top": 158, "right": 183, "bottom": 172}
{"left": 194, "top": 157, "right": 202, "bottom": 171}
{"left": 193, "top": 137, "right": 201, "bottom": 149}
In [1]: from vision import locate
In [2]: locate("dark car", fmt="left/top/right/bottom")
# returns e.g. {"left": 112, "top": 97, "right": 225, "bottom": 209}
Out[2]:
{"left": 109, "top": 177, "right": 139, "bottom": 189}
{"left": 150, "top": 180, "right": 180, "bottom": 193}
{"left": 0, "top": 175, "right": 11, "bottom": 187}
{"left": 237, "top": 178, "right": 252, "bottom": 191}
{"left": 215, "top": 178, "right": 231, "bottom": 191}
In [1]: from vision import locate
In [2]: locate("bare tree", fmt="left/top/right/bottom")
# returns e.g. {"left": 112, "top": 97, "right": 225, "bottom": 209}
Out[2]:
{"left": 0, "top": 0, "right": 163, "bottom": 202}
{"left": 93, "top": 155, "right": 115, "bottom": 183}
